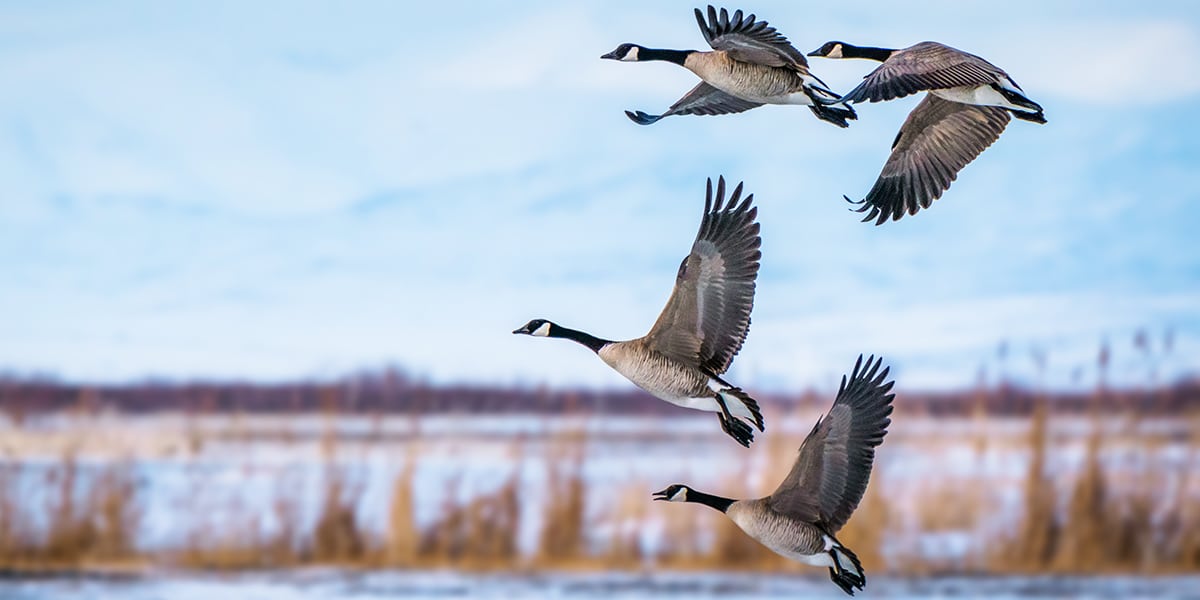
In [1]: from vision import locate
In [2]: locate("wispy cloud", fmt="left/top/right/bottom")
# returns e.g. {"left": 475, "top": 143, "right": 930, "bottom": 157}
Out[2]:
{"left": 0, "top": 1, "right": 1197, "bottom": 389}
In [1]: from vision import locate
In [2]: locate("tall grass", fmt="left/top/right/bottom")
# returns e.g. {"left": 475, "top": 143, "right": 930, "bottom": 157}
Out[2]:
{"left": 0, "top": 396, "right": 1196, "bottom": 574}
{"left": 0, "top": 454, "right": 141, "bottom": 570}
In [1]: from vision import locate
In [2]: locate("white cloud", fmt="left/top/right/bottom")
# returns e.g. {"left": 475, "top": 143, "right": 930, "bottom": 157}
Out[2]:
{"left": 1002, "top": 21, "right": 1200, "bottom": 106}
{"left": 0, "top": 1, "right": 1197, "bottom": 390}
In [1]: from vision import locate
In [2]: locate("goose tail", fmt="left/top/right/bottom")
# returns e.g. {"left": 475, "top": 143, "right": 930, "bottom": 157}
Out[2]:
{"left": 994, "top": 86, "right": 1046, "bottom": 124}
{"left": 1011, "top": 109, "right": 1047, "bottom": 124}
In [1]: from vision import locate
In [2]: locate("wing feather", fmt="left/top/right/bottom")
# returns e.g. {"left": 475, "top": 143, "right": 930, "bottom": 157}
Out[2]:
{"left": 766, "top": 355, "right": 895, "bottom": 532}
{"left": 645, "top": 176, "right": 761, "bottom": 374}
{"left": 695, "top": 5, "right": 808, "bottom": 68}
{"left": 841, "top": 42, "right": 1006, "bottom": 104}
{"left": 627, "top": 82, "right": 764, "bottom": 124}
{"left": 852, "top": 94, "right": 1011, "bottom": 224}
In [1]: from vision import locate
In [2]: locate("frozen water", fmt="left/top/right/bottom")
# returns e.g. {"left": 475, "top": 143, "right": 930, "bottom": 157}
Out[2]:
{"left": 2, "top": 571, "right": 1199, "bottom": 600}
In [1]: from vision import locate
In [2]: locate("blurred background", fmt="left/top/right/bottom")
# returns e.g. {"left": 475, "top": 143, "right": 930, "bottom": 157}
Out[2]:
{"left": 1, "top": 1, "right": 1198, "bottom": 598}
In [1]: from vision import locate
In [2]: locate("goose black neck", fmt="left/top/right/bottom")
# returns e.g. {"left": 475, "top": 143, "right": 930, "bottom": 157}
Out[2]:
{"left": 843, "top": 44, "right": 895, "bottom": 62}
{"left": 639, "top": 48, "right": 691, "bottom": 66}
{"left": 688, "top": 489, "right": 735, "bottom": 513}
{"left": 548, "top": 324, "right": 610, "bottom": 353}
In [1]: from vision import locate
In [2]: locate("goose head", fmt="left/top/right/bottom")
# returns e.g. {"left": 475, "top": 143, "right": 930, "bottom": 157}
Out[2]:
{"left": 513, "top": 318, "right": 554, "bottom": 337}
{"left": 652, "top": 484, "right": 692, "bottom": 502}
{"left": 808, "top": 41, "right": 846, "bottom": 59}
{"left": 601, "top": 43, "right": 644, "bottom": 62}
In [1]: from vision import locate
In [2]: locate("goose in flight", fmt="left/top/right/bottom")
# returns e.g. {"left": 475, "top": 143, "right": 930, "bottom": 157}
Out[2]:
{"left": 654, "top": 355, "right": 894, "bottom": 595}
{"left": 514, "top": 177, "right": 765, "bottom": 446}
{"left": 808, "top": 41, "right": 1045, "bottom": 224}
{"left": 601, "top": 6, "right": 856, "bottom": 127}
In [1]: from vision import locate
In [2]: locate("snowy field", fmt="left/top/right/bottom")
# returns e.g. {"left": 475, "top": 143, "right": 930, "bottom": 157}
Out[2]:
{"left": 3, "top": 571, "right": 1200, "bottom": 600}
{"left": 1, "top": 412, "right": 1193, "bottom": 557}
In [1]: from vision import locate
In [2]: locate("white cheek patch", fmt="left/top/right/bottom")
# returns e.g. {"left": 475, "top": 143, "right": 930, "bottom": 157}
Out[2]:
{"left": 532, "top": 322, "right": 552, "bottom": 337}
{"left": 622, "top": 46, "right": 640, "bottom": 61}
{"left": 828, "top": 46, "right": 843, "bottom": 59}
{"left": 671, "top": 488, "right": 688, "bottom": 502}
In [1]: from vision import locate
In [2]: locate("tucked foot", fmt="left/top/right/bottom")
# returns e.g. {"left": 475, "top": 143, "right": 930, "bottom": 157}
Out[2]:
{"left": 810, "top": 103, "right": 856, "bottom": 128}
{"left": 717, "top": 412, "right": 754, "bottom": 448}
{"left": 827, "top": 544, "right": 866, "bottom": 596}
{"left": 718, "top": 386, "right": 765, "bottom": 431}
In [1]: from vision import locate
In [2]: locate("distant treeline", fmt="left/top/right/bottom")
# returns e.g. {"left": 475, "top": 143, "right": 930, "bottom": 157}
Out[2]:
{"left": 1, "top": 369, "right": 1197, "bottom": 416}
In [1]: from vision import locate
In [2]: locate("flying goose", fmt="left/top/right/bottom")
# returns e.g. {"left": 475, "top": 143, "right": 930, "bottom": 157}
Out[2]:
{"left": 601, "top": 6, "right": 856, "bottom": 127}
{"left": 513, "top": 177, "right": 764, "bottom": 446}
{"left": 808, "top": 41, "right": 1045, "bottom": 224}
{"left": 653, "top": 355, "right": 894, "bottom": 596}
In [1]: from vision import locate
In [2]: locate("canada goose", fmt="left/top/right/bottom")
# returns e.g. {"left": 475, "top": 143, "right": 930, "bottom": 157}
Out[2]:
{"left": 514, "top": 177, "right": 764, "bottom": 446}
{"left": 808, "top": 41, "right": 1045, "bottom": 224}
{"left": 653, "top": 355, "right": 894, "bottom": 596}
{"left": 601, "top": 6, "right": 856, "bottom": 127}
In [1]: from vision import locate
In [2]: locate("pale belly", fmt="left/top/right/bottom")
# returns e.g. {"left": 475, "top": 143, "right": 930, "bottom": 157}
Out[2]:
{"left": 932, "top": 85, "right": 1031, "bottom": 111}
{"left": 616, "top": 372, "right": 726, "bottom": 415}
{"left": 701, "top": 79, "right": 814, "bottom": 106}
{"left": 728, "top": 509, "right": 834, "bottom": 567}
{"left": 684, "top": 53, "right": 812, "bottom": 105}
{"left": 749, "top": 531, "right": 834, "bottom": 566}
{"left": 597, "top": 345, "right": 754, "bottom": 419}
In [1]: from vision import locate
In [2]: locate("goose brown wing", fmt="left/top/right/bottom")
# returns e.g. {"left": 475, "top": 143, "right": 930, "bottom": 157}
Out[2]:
{"left": 665, "top": 82, "right": 764, "bottom": 116}
{"left": 626, "top": 83, "right": 763, "bottom": 125}
{"left": 766, "top": 355, "right": 894, "bottom": 532}
{"left": 841, "top": 42, "right": 1003, "bottom": 104}
{"left": 853, "top": 94, "right": 1010, "bottom": 224}
{"left": 695, "top": 5, "right": 808, "bottom": 68}
{"left": 644, "top": 176, "right": 761, "bottom": 375}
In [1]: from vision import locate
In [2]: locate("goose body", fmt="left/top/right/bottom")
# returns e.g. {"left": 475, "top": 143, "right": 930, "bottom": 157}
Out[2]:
{"left": 601, "top": 6, "right": 856, "bottom": 127}
{"left": 681, "top": 51, "right": 830, "bottom": 106}
{"left": 514, "top": 177, "right": 765, "bottom": 446}
{"left": 654, "top": 355, "right": 895, "bottom": 595}
{"left": 808, "top": 40, "right": 1045, "bottom": 224}
{"left": 597, "top": 341, "right": 758, "bottom": 421}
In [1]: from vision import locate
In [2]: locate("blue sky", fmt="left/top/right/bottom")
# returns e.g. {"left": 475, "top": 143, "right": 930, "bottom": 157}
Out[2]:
{"left": 1, "top": 1, "right": 1198, "bottom": 391}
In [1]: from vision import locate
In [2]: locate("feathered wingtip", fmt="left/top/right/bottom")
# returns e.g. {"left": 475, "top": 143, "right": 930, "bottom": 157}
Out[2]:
{"left": 704, "top": 175, "right": 750, "bottom": 215}
{"left": 625, "top": 110, "right": 665, "bottom": 125}
{"left": 695, "top": 6, "right": 753, "bottom": 44}
{"left": 844, "top": 194, "right": 888, "bottom": 226}
{"left": 839, "top": 353, "right": 896, "bottom": 414}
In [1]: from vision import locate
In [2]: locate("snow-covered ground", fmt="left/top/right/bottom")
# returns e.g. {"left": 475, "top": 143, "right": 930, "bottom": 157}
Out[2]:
{"left": 3, "top": 571, "right": 1199, "bottom": 599}
{"left": 0, "top": 412, "right": 1195, "bottom": 566}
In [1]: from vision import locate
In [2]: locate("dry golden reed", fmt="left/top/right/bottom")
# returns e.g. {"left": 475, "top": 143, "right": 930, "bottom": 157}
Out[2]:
{"left": 0, "top": 393, "right": 1196, "bottom": 575}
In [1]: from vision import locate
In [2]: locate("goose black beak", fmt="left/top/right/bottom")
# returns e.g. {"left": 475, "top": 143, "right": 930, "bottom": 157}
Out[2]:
{"left": 600, "top": 50, "right": 620, "bottom": 60}
{"left": 512, "top": 327, "right": 526, "bottom": 335}
{"left": 806, "top": 49, "right": 823, "bottom": 57}
{"left": 651, "top": 488, "right": 671, "bottom": 501}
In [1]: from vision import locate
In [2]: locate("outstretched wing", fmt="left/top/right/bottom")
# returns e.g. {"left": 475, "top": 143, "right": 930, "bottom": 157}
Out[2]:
{"left": 767, "top": 355, "right": 894, "bottom": 532}
{"left": 695, "top": 5, "right": 808, "bottom": 68}
{"left": 842, "top": 42, "right": 1003, "bottom": 104}
{"left": 853, "top": 94, "right": 1011, "bottom": 225}
{"left": 644, "top": 176, "right": 761, "bottom": 375}
{"left": 626, "top": 82, "right": 764, "bottom": 125}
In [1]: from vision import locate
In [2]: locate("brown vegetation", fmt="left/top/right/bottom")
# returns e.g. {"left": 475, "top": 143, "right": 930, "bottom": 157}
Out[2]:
{"left": 0, "top": 399, "right": 1196, "bottom": 576}
{"left": 1, "top": 329, "right": 1198, "bottom": 577}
